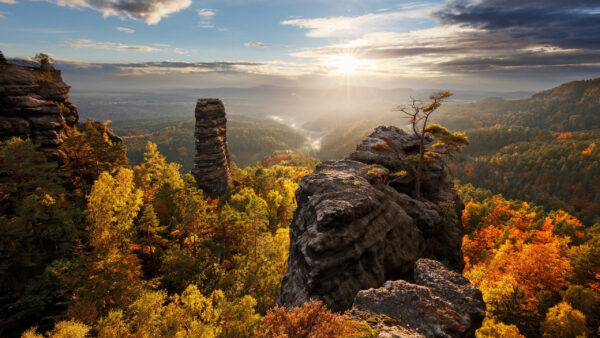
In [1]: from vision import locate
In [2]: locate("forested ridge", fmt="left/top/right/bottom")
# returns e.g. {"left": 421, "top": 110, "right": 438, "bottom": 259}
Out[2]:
{"left": 1, "top": 120, "right": 599, "bottom": 337}
{"left": 304, "top": 78, "right": 600, "bottom": 226}
{"left": 1, "top": 78, "right": 600, "bottom": 337}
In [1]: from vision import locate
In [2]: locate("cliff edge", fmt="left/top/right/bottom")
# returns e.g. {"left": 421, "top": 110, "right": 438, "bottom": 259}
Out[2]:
{"left": 276, "top": 126, "right": 484, "bottom": 337}
{"left": 0, "top": 62, "right": 78, "bottom": 159}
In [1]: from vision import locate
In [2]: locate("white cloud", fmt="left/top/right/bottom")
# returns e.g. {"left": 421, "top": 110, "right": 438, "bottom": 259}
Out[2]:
{"left": 281, "top": 6, "right": 435, "bottom": 38}
{"left": 61, "top": 39, "right": 161, "bottom": 52}
{"left": 46, "top": 0, "right": 191, "bottom": 24}
{"left": 116, "top": 26, "right": 135, "bottom": 33}
{"left": 0, "top": 0, "right": 17, "bottom": 4}
{"left": 197, "top": 8, "right": 215, "bottom": 28}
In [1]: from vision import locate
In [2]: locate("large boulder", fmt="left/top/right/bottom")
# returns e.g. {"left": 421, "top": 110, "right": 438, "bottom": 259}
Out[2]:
{"left": 351, "top": 259, "right": 485, "bottom": 338}
{"left": 276, "top": 126, "right": 466, "bottom": 312}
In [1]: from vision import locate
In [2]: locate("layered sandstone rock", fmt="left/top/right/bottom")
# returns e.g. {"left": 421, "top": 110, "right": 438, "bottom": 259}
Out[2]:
{"left": 350, "top": 259, "right": 485, "bottom": 338}
{"left": 0, "top": 62, "right": 78, "bottom": 158}
{"left": 276, "top": 126, "right": 466, "bottom": 312}
{"left": 191, "top": 98, "right": 232, "bottom": 198}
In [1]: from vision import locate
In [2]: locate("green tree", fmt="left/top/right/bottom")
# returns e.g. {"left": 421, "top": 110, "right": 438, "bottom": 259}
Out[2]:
{"left": 0, "top": 138, "right": 79, "bottom": 335}
{"left": 0, "top": 138, "right": 64, "bottom": 214}
{"left": 396, "top": 91, "right": 467, "bottom": 198}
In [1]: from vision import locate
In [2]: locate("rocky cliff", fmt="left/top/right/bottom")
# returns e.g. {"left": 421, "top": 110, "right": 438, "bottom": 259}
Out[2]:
{"left": 191, "top": 98, "right": 232, "bottom": 198}
{"left": 349, "top": 259, "right": 485, "bottom": 337}
{"left": 0, "top": 62, "right": 78, "bottom": 159}
{"left": 276, "top": 126, "right": 483, "bottom": 336}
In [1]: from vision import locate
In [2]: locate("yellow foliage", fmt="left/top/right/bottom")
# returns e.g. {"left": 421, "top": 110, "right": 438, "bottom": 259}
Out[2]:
{"left": 541, "top": 302, "right": 588, "bottom": 338}
{"left": 476, "top": 317, "right": 523, "bottom": 338}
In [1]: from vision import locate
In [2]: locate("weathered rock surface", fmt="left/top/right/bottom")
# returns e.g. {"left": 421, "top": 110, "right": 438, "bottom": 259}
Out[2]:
{"left": 0, "top": 62, "right": 78, "bottom": 158}
{"left": 191, "top": 98, "right": 232, "bottom": 198}
{"left": 352, "top": 259, "right": 485, "bottom": 338}
{"left": 276, "top": 126, "right": 466, "bottom": 312}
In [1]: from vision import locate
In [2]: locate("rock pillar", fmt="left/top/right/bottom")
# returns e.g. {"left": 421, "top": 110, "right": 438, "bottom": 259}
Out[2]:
{"left": 191, "top": 98, "right": 232, "bottom": 198}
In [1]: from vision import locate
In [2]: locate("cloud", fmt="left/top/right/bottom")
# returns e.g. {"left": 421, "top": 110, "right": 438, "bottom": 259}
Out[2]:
{"left": 434, "top": 0, "right": 600, "bottom": 49}
{"left": 197, "top": 8, "right": 215, "bottom": 28}
{"left": 46, "top": 0, "right": 191, "bottom": 24}
{"left": 244, "top": 42, "right": 270, "bottom": 48}
{"left": 61, "top": 39, "right": 161, "bottom": 52}
{"left": 282, "top": 0, "right": 600, "bottom": 81}
{"left": 281, "top": 5, "right": 435, "bottom": 38}
{"left": 0, "top": 11, "right": 4, "bottom": 19}
{"left": 116, "top": 26, "right": 135, "bottom": 33}
{"left": 0, "top": 0, "right": 16, "bottom": 4}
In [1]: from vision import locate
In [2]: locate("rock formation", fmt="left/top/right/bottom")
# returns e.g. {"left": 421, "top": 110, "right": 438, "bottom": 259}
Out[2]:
{"left": 0, "top": 62, "right": 78, "bottom": 158}
{"left": 191, "top": 98, "right": 232, "bottom": 198}
{"left": 276, "top": 125, "right": 469, "bottom": 313}
{"left": 350, "top": 259, "right": 485, "bottom": 337}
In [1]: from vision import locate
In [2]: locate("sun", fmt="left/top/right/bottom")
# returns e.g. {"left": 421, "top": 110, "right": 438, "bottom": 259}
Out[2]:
{"left": 336, "top": 55, "right": 361, "bottom": 74}
{"left": 328, "top": 55, "right": 369, "bottom": 75}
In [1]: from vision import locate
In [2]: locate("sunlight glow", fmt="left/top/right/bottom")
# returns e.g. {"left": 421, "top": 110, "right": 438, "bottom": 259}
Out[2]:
{"left": 327, "top": 55, "right": 371, "bottom": 75}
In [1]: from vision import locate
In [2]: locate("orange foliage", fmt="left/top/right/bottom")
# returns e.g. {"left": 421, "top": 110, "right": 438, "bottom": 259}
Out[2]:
{"left": 556, "top": 132, "right": 574, "bottom": 140}
{"left": 581, "top": 147, "right": 592, "bottom": 156}
{"left": 255, "top": 299, "right": 350, "bottom": 338}
{"left": 462, "top": 196, "right": 581, "bottom": 311}
{"left": 369, "top": 141, "right": 388, "bottom": 152}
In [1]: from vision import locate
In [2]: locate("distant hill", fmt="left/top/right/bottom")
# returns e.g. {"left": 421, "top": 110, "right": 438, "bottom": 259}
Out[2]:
{"left": 110, "top": 114, "right": 307, "bottom": 170}
{"left": 303, "top": 78, "right": 600, "bottom": 225}
{"left": 437, "top": 78, "right": 600, "bottom": 131}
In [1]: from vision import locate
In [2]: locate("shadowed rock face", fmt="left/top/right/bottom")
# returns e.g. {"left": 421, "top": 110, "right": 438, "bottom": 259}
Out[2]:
{"left": 352, "top": 259, "right": 485, "bottom": 338}
{"left": 276, "top": 126, "right": 466, "bottom": 313}
{"left": 0, "top": 63, "right": 79, "bottom": 158}
{"left": 191, "top": 98, "right": 232, "bottom": 198}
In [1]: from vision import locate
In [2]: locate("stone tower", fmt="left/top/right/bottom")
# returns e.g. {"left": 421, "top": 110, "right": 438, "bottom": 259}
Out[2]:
{"left": 191, "top": 98, "right": 232, "bottom": 198}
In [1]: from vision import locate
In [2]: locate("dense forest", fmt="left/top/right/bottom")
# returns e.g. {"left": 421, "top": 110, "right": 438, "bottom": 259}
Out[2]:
{"left": 1, "top": 77, "right": 600, "bottom": 337}
{"left": 110, "top": 115, "right": 307, "bottom": 170}
{"left": 1, "top": 124, "right": 357, "bottom": 337}
{"left": 2, "top": 123, "right": 599, "bottom": 336}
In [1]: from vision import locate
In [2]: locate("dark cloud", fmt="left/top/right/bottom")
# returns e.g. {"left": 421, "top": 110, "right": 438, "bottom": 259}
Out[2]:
{"left": 431, "top": 51, "right": 600, "bottom": 72}
{"left": 50, "top": 0, "right": 191, "bottom": 24}
{"left": 435, "top": 0, "right": 600, "bottom": 49}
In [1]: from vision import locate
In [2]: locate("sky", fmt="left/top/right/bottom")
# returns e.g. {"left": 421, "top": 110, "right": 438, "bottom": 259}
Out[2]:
{"left": 1, "top": 0, "right": 599, "bottom": 91}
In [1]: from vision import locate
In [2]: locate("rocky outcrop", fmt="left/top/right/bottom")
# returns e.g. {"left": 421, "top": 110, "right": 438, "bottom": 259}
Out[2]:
{"left": 0, "top": 62, "right": 78, "bottom": 158}
{"left": 276, "top": 126, "right": 466, "bottom": 313}
{"left": 191, "top": 98, "right": 232, "bottom": 198}
{"left": 351, "top": 259, "right": 485, "bottom": 338}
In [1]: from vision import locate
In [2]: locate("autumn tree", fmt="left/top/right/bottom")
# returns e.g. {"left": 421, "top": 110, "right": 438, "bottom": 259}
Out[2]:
{"left": 60, "top": 120, "right": 128, "bottom": 196}
{"left": 396, "top": 91, "right": 468, "bottom": 198}
{"left": 541, "top": 302, "right": 588, "bottom": 338}
{"left": 61, "top": 169, "right": 145, "bottom": 323}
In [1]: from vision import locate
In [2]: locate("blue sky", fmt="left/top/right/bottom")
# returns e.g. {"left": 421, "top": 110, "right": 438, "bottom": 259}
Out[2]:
{"left": 1, "top": 0, "right": 599, "bottom": 90}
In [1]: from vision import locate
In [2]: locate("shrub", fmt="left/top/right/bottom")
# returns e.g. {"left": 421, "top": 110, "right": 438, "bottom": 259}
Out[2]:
{"left": 256, "top": 299, "right": 349, "bottom": 338}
